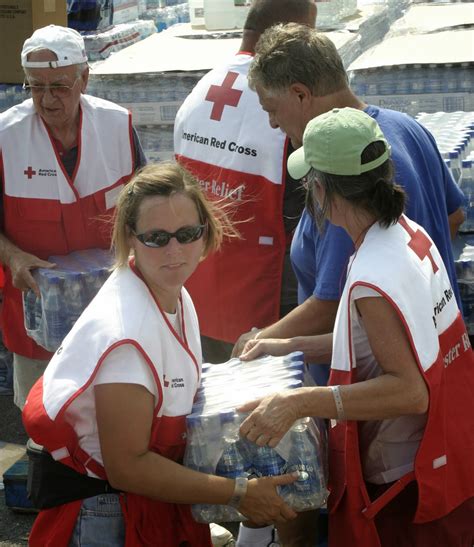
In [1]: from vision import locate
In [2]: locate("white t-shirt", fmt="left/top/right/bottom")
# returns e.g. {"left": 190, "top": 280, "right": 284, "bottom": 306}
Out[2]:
{"left": 64, "top": 343, "right": 158, "bottom": 471}
{"left": 164, "top": 309, "right": 182, "bottom": 339}
{"left": 352, "top": 286, "right": 427, "bottom": 485}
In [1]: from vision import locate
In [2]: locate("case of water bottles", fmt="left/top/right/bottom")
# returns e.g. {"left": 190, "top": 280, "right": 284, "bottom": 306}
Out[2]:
{"left": 22, "top": 249, "right": 113, "bottom": 353}
{"left": 83, "top": 20, "right": 156, "bottom": 61}
{"left": 184, "top": 353, "right": 328, "bottom": 523}
{"left": 416, "top": 111, "right": 474, "bottom": 233}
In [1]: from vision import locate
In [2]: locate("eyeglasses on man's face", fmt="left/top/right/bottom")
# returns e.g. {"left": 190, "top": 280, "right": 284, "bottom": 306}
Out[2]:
{"left": 133, "top": 224, "right": 207, "bottom": 248}
{"left": 22, "top": 77, "right": 81, "bottom": 98}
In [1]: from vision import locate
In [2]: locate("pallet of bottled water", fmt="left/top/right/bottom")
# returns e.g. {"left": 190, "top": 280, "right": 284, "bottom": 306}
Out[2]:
{"left": 83, "top": 20, "right": 156, "bottom": 61}
{"left": 184, "top": 353, "right": 328, "bottom": 522}
{"left": 140, "top": 2, "right": 190, "bottom": 32}
{"left": 22, "top": 249, "right": 113, "bottom": 352}
{"left": 416, "top": 111, "right": 474, "bottom": 232}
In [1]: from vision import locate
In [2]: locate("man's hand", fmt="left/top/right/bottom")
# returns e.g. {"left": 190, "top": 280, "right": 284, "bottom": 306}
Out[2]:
{"left": 240, "top": 338, "right": 295, "bottom": 361}
{"left": 8, "top": 250, "right": 55, "bottom": 295}
{"left": 232, "top": 328, "right": 261, "bottom": 358}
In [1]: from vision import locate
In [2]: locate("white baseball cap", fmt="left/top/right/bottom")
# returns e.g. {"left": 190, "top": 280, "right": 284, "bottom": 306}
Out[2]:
{"left": 21, "top": 25, "right": 88, "bottom": 69}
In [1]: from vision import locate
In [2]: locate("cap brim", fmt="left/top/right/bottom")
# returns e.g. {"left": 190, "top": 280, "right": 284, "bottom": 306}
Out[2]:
{"left": 287, "top": 146, "right": 311, "bottom": 180}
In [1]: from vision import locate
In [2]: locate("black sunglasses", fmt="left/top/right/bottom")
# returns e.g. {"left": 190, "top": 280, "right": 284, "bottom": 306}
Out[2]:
{"left": 133, "top": 224, "right": 206, "bottom": 248}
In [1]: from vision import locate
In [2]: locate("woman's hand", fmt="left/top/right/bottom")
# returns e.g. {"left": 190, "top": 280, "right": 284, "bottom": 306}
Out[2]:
{"left": 240, "top": 338, "right": 295, "bottom": 361}
{"left": 238, "top": 391, "right": 301, "bottom": 448}
{"left": 238, "top": 474, "right": 298, "bottom": 525}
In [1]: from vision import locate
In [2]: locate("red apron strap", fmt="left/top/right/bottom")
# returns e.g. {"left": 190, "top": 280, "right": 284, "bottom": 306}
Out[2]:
{"left": 362, "top": 471, "right": 416, "bottom": 520}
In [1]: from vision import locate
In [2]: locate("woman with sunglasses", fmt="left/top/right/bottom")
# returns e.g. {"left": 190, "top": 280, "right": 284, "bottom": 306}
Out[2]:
{"left": 23, "top": 163, "right": 298, "bottom": 547}
{"left": 237, "top": 109, "right": 474, "bottom": 547}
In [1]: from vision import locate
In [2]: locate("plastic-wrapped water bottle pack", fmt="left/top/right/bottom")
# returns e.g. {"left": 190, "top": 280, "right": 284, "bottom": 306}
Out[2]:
{"left": 417, "top": 111, "right": 474, "bottom": 232}
{"left": 83, "top": 20, "right": 157, "bottom": 61}
{"left": 22, "top": 249, "right": 113, "bottom": 352}
{"left": 184, "top": 353, "right": 328, "bottom": 522}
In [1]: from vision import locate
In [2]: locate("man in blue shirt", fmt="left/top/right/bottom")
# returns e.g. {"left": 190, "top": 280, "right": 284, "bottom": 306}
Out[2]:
{"left": 233, "top": 24, "right": 465, "bottom": 366}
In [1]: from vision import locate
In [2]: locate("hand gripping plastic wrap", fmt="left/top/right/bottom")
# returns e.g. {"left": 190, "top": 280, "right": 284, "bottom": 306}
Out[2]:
{"left": 22, "top": 248, "right": 113, "bottom": 352}
{"left": 183, "top": 352, "right": 329, "bottom": 523}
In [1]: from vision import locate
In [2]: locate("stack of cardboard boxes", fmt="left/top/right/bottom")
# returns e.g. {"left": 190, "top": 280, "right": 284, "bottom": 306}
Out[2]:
{"left": 0, "top": 1, "right": 67, "bottom": 84}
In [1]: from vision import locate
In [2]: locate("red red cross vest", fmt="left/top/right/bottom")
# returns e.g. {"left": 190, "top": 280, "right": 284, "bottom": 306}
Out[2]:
{"left": 0, "top": 95, "right": 135, "bottom": 359}
{"left": 22, "top": 264, "right": 211, "bottom": 546}
{"left": 328, "top": 216, "right": 474, "bottom": 546}
{"left": 174, "top": 53, "right": 288, "bottom": 343}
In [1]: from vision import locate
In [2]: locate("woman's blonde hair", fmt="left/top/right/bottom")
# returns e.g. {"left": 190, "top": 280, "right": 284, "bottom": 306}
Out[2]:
{"left": 112, "top": 162, "right": 238, "bottom": 268}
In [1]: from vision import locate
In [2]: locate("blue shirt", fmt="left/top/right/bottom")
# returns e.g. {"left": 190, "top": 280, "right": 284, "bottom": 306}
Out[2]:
{"left": 291, "top": 105, "right": 464, "bottom": 308}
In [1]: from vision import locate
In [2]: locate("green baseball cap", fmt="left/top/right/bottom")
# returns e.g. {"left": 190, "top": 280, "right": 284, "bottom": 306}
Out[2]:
{"left": 287, "top": 107, "right": 391, "bottom": 179}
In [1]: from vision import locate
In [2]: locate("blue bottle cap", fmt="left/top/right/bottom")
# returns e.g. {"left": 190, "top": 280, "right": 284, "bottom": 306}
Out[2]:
{"left": 201, "top": 363, "right": 212, "bottom": 374}
{"left": 288, "top": 361, "right": 305, "bottom": 372}
{"left": 286, "top": 379, "right": 303, "bottom": 390}
{"left": 186, "top": 413, "right": 202, "bottom": 427}
{"left": 219, "top": 409, "right": 236, "bottom": 424}
{"left": 286, "top": 351, "right": 304, "bottom": 362}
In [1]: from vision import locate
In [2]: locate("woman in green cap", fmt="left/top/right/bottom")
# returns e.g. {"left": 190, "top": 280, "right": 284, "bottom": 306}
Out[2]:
{"left": 238, "top": 108, "right": 474, "bottom": 546}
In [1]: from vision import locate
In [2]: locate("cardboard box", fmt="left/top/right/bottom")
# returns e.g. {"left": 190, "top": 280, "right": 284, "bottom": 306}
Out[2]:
{"left": 0, "top": 1, "right": 67, "bottom": 84}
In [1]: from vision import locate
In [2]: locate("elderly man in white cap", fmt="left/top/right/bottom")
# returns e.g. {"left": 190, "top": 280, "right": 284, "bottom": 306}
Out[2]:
{"left": 0, "top": 25, "right": 146, "bottom": 409}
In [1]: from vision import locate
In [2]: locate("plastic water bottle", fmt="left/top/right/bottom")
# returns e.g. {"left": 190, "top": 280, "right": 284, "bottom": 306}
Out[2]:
{"left": 216, "top": 412, "right": 248, "bottom": 478}
{"left": 215, "top": 411, "right": 248, "bottom": 520}
{"left": 88, "top": 268, "right": 109, "bottom": 299}
{"left": 65, "top": 273, "right": 84, "bottom": 331}
{"left": 449, "top": 150, "right": 462, "bottom": 184}
{"left": 459, "top": 160, "right": 474, "bottom": 233}
{"left": 282, "top": 418, "right": 323, "bottom": 511}
{"left": 185, "top": 414, "right": 217, "bottom": 523}
{"left": 409, "top": 64, "right": 425, "bottom": 95}
{"left": 23, "top": 289, "right": 41, "bottom": 331}
{"left": 43, "top": 275, "right": 65, "bottom": 350}
{"left": 252, "top": 445, "right": 286, "bottom": 479}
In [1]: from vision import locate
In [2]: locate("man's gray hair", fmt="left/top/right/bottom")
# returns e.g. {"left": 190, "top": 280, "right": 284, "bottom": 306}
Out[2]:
{"left": 248, "top": 23, "right": 348, "bottom": 97}
{"left": 75, "top": 62, "right": 89, "bottom": 77}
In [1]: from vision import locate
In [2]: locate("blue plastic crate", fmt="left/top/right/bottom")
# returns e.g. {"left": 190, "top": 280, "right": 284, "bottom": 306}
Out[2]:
{"left": 3, "top": 457, "right": 35, "bottom": 512}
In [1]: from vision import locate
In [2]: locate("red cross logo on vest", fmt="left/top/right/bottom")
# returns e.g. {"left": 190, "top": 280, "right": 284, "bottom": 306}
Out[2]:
{"left": 24, "top": 166, "right": 36, "bottom": 179}
{"left": 205, "top": 71, "right": 243, "bottom": 121}
{"left": 399, "top": 216, "right": 439, "bottom": 273}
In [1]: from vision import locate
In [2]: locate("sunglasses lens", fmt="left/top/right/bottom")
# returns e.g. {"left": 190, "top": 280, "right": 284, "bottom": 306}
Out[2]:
{"left": 144, "top": 231, "right": 170, "bottom": 247}
{"left": 176, "top": 226, "right": 203, "bottom": 244}
{"left": 136, "top": 225, "right": 205, "bottom": 248}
